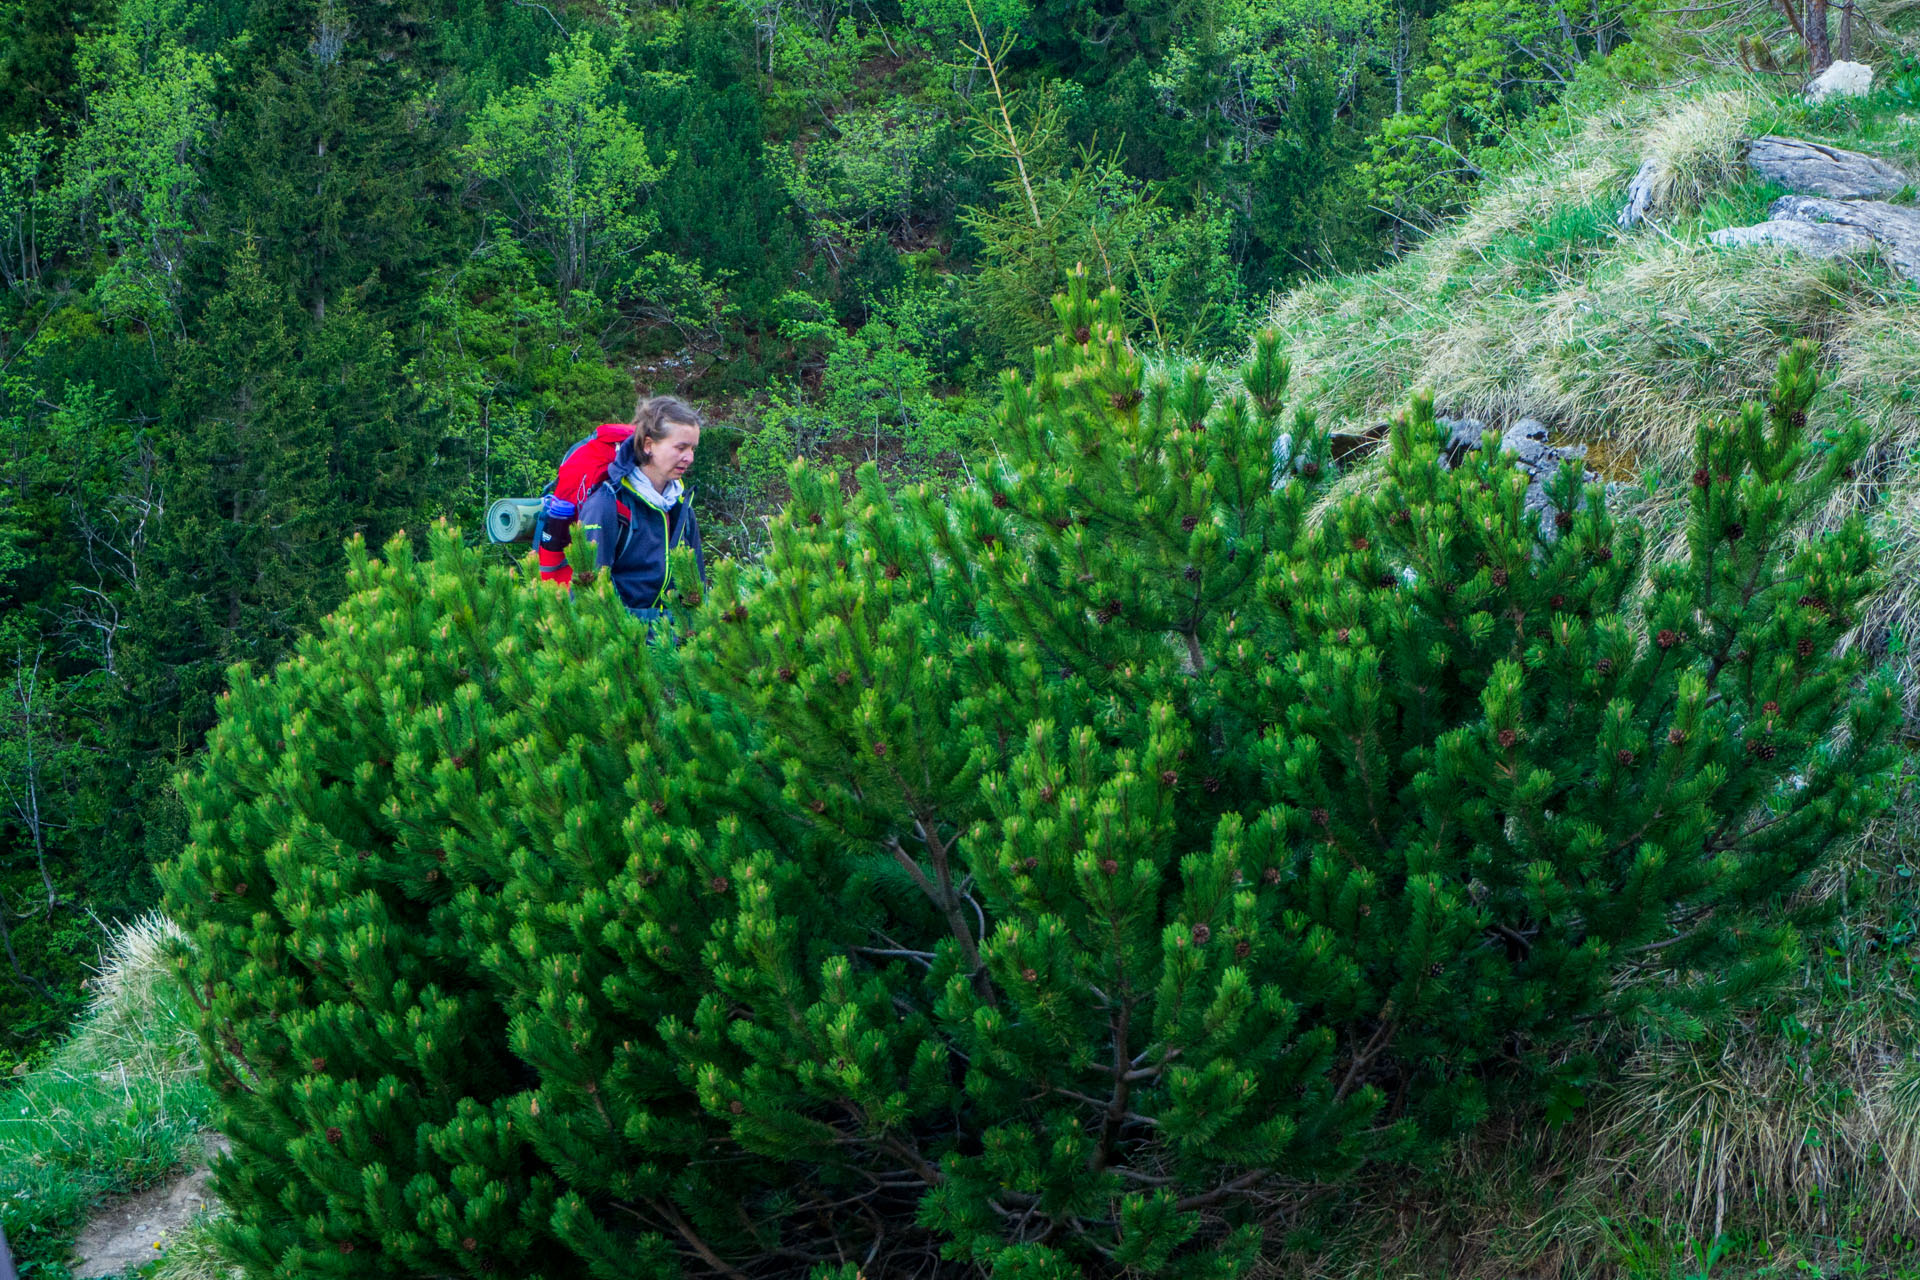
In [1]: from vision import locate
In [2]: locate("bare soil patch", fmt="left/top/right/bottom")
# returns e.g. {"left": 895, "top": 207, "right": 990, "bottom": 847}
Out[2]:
{"left": 72, "top": 1136, "right": 226, "bottom": 1278}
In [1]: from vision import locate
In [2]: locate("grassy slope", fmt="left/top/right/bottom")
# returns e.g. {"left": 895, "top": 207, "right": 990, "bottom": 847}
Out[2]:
{"left": 1272, "top": 16, "right": 1920, "bottom": 696}
{"left": 1257, "top": 9, "right": 1920, "bottom": 1279}
{"left": 0, "top": 917, "right": 216, "bottom": 1279}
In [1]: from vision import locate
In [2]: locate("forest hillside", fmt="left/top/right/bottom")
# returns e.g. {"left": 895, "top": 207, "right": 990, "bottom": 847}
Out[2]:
{"left": 6, "top": 0, "right": 1920, "bottom": 1272}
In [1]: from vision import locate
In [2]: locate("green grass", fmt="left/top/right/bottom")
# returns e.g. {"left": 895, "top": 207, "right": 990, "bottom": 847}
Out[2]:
{"left": 0, "top": 916, "right": 213, "bottom": 1279}
{"left": 145, "top": 1215, "right": 235, "bottom": 1280}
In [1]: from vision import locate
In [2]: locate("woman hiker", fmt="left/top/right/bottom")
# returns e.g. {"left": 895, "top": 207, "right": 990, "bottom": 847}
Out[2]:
{"left": 568, "top": 395, "right": 707, "bottom": 625}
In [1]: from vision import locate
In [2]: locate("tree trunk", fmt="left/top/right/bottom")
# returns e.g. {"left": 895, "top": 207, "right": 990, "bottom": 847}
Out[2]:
{"left": 1393, "top": 1, "right": 1409, "bottom": 114}
{"left": 1806, "top": 0, "right": 1832, "bottom": 72}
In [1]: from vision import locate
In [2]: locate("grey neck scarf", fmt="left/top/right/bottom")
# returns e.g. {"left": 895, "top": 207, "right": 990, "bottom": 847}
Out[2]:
{"left": 625, "top": 469, "right": 683, "bottom": 512}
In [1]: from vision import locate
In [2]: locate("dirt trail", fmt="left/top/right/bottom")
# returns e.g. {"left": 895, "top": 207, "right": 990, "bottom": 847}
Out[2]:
{"left": 72, "top": 1136, "right": 226, "bottom": 1278}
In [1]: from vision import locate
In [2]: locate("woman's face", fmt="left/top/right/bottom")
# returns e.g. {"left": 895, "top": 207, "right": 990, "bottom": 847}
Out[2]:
{"left": 645, "top": 420, "right": 700, "bottom": 484}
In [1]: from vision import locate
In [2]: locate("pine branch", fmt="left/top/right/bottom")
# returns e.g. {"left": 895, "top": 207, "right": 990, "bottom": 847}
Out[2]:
{"left": 1173, "top": 1167, "right": 1273, "bottom": 1212}
{"left": 641, "top": 1200, "right": 752, "bottom": 1280}
{"left": 1334, "top": 1015, "right": 1397, "bottom": 1104}
{"left": 887, "top": 814, "right": 998, "bottom": 1006}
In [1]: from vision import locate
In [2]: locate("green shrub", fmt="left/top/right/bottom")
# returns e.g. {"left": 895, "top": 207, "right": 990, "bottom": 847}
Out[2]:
{"left": 167, "top": 270, "right": 1896, "bottom": 1278}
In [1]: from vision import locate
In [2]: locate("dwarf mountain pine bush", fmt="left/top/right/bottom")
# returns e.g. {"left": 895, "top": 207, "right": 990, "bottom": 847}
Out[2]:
{"left": 165, "top": 270, "right": 1897, "bottom": 1279}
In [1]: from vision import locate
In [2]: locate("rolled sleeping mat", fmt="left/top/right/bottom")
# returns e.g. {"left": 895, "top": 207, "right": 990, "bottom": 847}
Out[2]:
{"left": 486, "top": 497, "right": 544, "bottom": 544}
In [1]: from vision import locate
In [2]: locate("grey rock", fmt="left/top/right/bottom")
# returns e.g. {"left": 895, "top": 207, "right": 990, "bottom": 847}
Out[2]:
{"left": 1434, "top": 415, "right": 1596, "bottom": 541}
{"left": 1710, "top": 218, "right": 1878, "bottom": 256}
{"left": 1273, "top": 410, "right": 1601, "bottom": 542}
{"left": 1620, "top": 158, "right": 1662, "bottom": 228}
{"left": 1499, "top": 418, "right": 1557, "bottom": 467}
{"left": 1747, "top": 135, "right": 1908, "bottom": 200}
{"left": 1436, "top": 414, "right": 1485, "bottom": 469}
{"left": 1769, "top": 194, "right": 1920, "bottom": 280}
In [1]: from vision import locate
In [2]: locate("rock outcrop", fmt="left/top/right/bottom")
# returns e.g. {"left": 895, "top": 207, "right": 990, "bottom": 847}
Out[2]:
{"left": 1745, "top": 135, "right": 1908, "bottom": 200}
{"left": 1280, "top": 414, "right": 1600, "bottom": 541}
{"left": 1699, "top": 133, "right": 1919, "bottom": 279}
{"left": 1709, "top": 218, "right": 1877, "bottom": 257}
{"left": 1440, "top": 416, "right": 1598, "bottom": 539}
{"left": 1621, "top": 134, "right": 1907, "bottom": 230}
{"left": 1619, "top": 159, "right": 1662, "bottom": 229}
{"left": 1761, "top": 194, "right": 1920, "bottom": 280}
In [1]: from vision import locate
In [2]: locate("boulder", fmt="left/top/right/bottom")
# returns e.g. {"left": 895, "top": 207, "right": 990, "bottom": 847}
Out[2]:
{"left": 1807, "top": 60, "right": 1875, "bottom": 103}
{"left": 1769, "top": 194, "right": 1920, "bottom": 280}
{"left": 1746, "top": 136, "right": 1907, "bottom": 200}
{"left": 1709, "top": 218, "right": 1878, "bottom": 256}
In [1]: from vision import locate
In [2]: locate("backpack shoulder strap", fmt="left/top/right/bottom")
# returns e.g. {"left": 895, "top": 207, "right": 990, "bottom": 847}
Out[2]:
{"left": 608, "top": 480, "right": 634, "bottom": 561}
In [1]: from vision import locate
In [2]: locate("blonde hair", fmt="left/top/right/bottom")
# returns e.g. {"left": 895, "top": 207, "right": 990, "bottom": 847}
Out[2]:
{"left": 632, "top": 395, "right": 702, "bottom": 463}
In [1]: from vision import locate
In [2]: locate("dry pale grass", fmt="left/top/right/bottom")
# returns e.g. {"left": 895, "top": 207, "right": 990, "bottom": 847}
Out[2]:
{"left": 1860, "top": 0, "right": 1920, "bottom": 54}
{"left": 1265, "top": 79, "right": 1884, "bottom": 465}
{"left": 1625, "top": 91, "right": 1755, "bottom": 223}
{"left": 1533, "top": 242, "right": 1866, "bottom": 462}
{"left": 78, "top": 912, "right": 201, "bottom": 1082}
{"left": 1586, "top": 975, "right": 1920, "bottom": 1246}
{"left": 1276, "top": 235, "right": 1868, "bottom": 465}
{"left": 1580, "top": 796, "right": 1920, "bottom": 1249}
{"left": 1428, "top": 156, "right": 1631, "bottom": 271}
{"left": 1595, "top": 1035, "right": 1871, "bottom": 1239}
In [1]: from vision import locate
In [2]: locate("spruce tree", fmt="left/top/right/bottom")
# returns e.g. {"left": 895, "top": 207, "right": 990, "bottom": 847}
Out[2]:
{"left": 207, "top": 0, "right": 461, "bottom": 325}
{"left": 171, "top": 269, "right": 1896, "bottom": 1278}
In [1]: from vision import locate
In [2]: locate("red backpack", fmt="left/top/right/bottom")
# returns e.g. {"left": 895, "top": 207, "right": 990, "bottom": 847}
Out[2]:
{"left": 537, "top": 423, "right": 633, "bottom": 584}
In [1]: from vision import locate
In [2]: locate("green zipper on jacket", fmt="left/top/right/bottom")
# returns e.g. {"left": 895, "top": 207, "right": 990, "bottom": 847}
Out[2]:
{"left": 621, "top": 476, "right": 676, "bottom": 609}
{"left": 652, "top": 504, "right": 672, "bottom": 608}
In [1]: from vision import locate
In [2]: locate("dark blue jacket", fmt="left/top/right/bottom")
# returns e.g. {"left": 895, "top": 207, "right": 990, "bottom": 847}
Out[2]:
{"left": 575, "top": 438, "right": 705, "bottom": 612}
